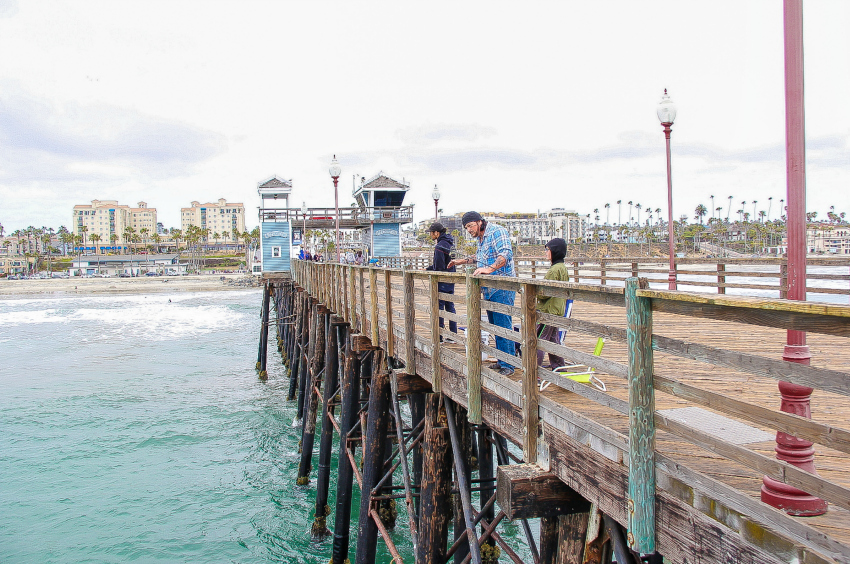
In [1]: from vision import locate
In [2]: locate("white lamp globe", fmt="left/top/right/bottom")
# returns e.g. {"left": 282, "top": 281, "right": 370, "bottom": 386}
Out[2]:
{"left": 657, "top": 89, "right": 677, "bottom": 125}
{"left": 301, "top": 201, "right": 308, "bottom": 214}
{"left": 432, "top": 185, "right": 441, "bottom": 201}
{"left": 328, "top": 156, "right": 341, "bottom": 178}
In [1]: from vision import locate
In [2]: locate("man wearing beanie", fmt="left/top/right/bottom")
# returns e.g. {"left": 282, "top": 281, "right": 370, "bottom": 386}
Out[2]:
{"left": 448, "top": 211, "right": 517, "bottom": 376}
{"left": 537, "top": 238, "right": 569, "bottom": 369}
{"left": 424, "top": 222, "right": 457, "bottom": 336}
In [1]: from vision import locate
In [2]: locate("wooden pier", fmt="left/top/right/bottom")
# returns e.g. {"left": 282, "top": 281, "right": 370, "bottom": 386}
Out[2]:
{"left": 261, "top": 260, "right": 850, "bottom": 564}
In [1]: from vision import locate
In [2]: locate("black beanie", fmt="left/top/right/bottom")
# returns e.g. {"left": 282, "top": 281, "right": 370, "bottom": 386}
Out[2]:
{"left": 461, "top": 211, "right": 483, "bottom": 227}
{"left": 545, "top": 238, "right": 567, "bottom": 264}
{"left": 428, "top": 222, "right": 446, "bottom": 233}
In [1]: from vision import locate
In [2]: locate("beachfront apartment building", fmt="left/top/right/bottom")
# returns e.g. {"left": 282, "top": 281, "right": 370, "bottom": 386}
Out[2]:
{"left": 419, "top": 209, "right": 588, "bottom": 245}
{"left": 181, "top": 199, "right": 246, "bottom": 240}
{"left": 73, "top": 200, "right": 158, "bottom": 249}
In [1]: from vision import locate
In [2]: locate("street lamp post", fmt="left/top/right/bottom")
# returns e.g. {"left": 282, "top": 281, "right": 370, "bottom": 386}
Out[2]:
{"left": 301, "top": 201, "right": 308, "bottom": 255}
{"left": 432, "top": 185, "right": 441, "bottom": 221}
{"left": 329, "top": 155, "right": 342, "bottom": 263}
{"left": 657, "top": 89, "right": 678, "bottom": 290}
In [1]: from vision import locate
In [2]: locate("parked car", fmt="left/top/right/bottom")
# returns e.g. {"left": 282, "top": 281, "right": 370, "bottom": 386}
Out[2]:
{"left": 144, "top": 271, "right": 160, "bottom": 277}
{"left": 119, "top": 273, "right": 131, "bottom": 278}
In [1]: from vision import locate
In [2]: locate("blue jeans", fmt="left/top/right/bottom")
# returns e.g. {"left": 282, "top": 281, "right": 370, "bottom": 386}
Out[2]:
{"left": 482, "top": 287, "right": 516, "bottom": 371}
{"left": 438, "top": 299, "right": 457, "bottom": 334}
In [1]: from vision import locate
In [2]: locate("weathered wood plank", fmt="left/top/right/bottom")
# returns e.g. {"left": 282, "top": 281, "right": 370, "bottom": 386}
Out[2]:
{"left": 403, "top": 269, "right": 416, "bottom": 374}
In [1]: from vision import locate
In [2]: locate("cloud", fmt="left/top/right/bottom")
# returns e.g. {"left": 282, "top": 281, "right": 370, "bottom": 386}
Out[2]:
{"left": 396, "top": 123, "right": 498, "bottom": 146}
{"left": 0, "top": 85, "right": 227, "bottom": 184}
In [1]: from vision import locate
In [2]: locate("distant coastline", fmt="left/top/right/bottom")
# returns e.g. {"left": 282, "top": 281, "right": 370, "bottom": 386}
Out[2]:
{"left": 0, "top": 274, "right": 260, "bottom": 298}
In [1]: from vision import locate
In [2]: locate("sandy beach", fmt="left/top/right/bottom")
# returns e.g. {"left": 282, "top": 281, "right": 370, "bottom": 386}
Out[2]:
{"left": 0, "top": 274, "right": 261, "bottom": 298}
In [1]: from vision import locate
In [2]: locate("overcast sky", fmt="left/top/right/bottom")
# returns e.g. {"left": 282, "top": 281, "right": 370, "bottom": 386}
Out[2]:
{"left": 0, "top": 0, "right": 848, "bottom": 232}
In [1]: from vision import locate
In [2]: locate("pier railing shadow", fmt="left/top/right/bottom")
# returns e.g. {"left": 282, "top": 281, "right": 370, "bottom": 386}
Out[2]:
{"left": 291, "top": 259, "right": 850, "bottom": 564}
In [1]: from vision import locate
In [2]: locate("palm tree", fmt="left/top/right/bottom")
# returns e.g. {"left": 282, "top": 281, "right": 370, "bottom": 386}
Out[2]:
{"left": 627, "top": 201, "right": 633, "bottom": 226}
{"left": 221, "top": 230, "right": 229, "bottom": 252}
{"left": 752, "top": 200, "right": 758, "bottom": 221}
{"left": 709, "top": 195, "right": 715, "bottom": 221}
{"left": 727, "top": 196, "right": 733, "bottom": 222}
{"left": 89, "top": 233, "right": 101, "bottom": 255}
{"left": 694, "top": 204, "right": 708, "bottom": 225}
{"left": 80, "top": 225, "right": 88, "bottom": 255}
{"left": 110, "top": 233, "right": 118, "bottom": 252}
{"left": 767, "top": 197, "right": 773, "bottom": 222}
{"left": 604, "top": 203, "right": 611, "bottom": 225}
{"left": 617, "top": 200, "right": 622, "bottom": 227}
{"left": 151, "top": 233, "right": 162, "bottom": 253}
{"left": 635, "top": 203, "right": 642, "bottom": 226}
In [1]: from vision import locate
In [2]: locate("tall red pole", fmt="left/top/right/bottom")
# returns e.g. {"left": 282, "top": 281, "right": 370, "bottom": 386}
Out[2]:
{"left": 664, "top": 124, "right": 676, "bottom": 290}
{"left": 333, "top": 176, "right": 340, "bottom": 263}
{"left": 760, "top": 0, "right": 827, "bottom": 516}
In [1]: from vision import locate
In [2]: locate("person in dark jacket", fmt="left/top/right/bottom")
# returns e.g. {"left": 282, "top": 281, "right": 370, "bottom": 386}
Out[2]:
{"left": 424, "top": 222, "right": 457, "bottom": 335}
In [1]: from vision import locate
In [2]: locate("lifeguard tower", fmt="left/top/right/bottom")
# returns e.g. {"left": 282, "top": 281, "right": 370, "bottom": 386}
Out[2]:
{"left": 257, "top": 176, "right": 293, "bottom": 274}
{"left": 352, "top": 172, "right": 412, "bottom": 257}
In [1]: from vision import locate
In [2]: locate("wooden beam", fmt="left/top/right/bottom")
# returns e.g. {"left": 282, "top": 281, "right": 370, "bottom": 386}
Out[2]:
{"left": 395, "top": 372, "right": 433, "bottom": 395}
{"left": 496, "top": 463, "right": 590, "bottom": 521}
{"left": 429, "top": 276, "right": 442, "bottom": 392}
{"left": 403, "top": 269, "right": 416, "bottom": 374}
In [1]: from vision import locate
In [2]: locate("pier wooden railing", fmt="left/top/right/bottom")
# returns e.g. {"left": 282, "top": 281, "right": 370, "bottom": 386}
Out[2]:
{"left": 290, "top": 259, "right": 850, "bottom": 563}
{"left": 376, "top": 256, "right": 850, "bottom": 300}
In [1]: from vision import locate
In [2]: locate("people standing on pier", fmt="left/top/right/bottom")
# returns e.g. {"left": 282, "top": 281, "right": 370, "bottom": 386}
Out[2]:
{"left": 448, "top": 211, "right": 517, "bottom": 376}
{"left": 537, "top": 238, "right": 568, "bottom": 369}
{"left": 424, "top": 222, "right": 457, "bottom": 337}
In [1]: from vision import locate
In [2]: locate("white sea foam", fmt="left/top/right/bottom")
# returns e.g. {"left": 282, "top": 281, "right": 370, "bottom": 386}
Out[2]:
{"left": 0, "top": 292, "right": 251, "bottom": 341}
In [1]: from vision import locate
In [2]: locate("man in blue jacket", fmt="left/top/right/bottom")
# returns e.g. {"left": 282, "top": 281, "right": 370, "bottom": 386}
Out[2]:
{"left": 424, "top": 222, "right": 457, "bottom": 336}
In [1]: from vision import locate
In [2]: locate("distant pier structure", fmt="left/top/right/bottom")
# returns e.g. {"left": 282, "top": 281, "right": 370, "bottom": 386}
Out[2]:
{"left": 257, "top": 172, "right": 414, "bottom": 273}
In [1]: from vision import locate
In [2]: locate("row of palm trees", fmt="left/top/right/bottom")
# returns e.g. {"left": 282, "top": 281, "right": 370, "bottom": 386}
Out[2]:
{"left": 1, "top": 222, "right": 262, "bottom": 274}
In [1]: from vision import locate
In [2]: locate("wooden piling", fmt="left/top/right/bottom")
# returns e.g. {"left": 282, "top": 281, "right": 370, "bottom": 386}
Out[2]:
{"left": 539, "top": 517, "right": 559, "bottom": 563}
{"left": 477, "top": 426, "right": 496, "bottom": 553}
{"left": 296, "top": 299, "right": 316, "bottom": 422}
{"left": 257, "top": 281, "right": 271, "bottom": 378}
{"left": 313, "top": 317, "right": 345, "bottom": 536}
{"left": 297, "top": 306, "right": 326, "bottom": 484}
{"left": 330, "top": 339, "right": 364, "bottom": 564}
{"left": 355, "top": 349, "right": 390, "bottom": 564}
{"left": 450, "top": 400, "right": 474, "bottom": 564}
{"left": 287, "top": 290, "right": 304, "bottom": 400}
{"left": 416, "top": 392, "right": 452, "bottom": 564}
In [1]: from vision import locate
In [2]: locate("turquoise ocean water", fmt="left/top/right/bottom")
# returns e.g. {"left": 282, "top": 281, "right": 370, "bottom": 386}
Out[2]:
{"left": 0, "top": 290, "right": 428, "bottom": 563}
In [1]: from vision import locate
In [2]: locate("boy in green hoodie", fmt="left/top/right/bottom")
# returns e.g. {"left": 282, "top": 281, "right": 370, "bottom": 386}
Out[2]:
{"left": 537, "top": 238, "right": 569, "bottom": 368}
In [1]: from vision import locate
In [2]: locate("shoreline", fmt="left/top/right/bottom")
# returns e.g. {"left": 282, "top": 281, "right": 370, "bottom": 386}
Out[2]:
{"left": 0, "top": 274, "right": 261, "bottom": 298}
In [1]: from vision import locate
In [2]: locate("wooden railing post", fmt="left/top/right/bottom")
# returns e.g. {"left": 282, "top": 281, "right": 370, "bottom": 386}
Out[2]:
{"left": 465, "top": 273, "right": 482, "bottom": 423}
{"left": 631, "top": 261, "right": 639, "bottom": 278}
{"left": 384, "top": 269, "right": 395, "bottom": 358}
{"left": 717, "top": 262, "right": 726, "bottom": 294}
{"left": 348, "top": 265, "right": 356, "bottom": 328}
{"left": 625, "top": 277, "right": 656, "bottom": 554}
{"left": 370, "top": 268, "right": 379, "bottom": 345}
{"left": 600, "top": 259, "right": 607, "bottom": 285}
{"left": 429, "top": 275, "right": 442, "bottom": 393}
{"left": 573, "top": 261, "right": 580, "bottom": 284}
{"left": 780, "top": 261, "right": 789, "bottom": 299}
{"left": 521, "top": 282, "right": 539, "bottom": 463}
{"left": 403, "top": 269, "right": 416, "bottom": 374}
{"left": 359, "top": 269, "right": 366, "bottom": 334}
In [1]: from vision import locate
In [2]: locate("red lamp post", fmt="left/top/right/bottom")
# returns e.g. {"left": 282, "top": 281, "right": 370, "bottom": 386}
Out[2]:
{"left": 329, "top": 155, "right": 341, "bottom": 263}
{"left": 761, "top": 0, "right": 827, "bottom": 516}
{"left": 657, "top": 89, "right": 677, "bottom": 290}
{"left": 432, "top": 184, "right": 441, "bottom": 221}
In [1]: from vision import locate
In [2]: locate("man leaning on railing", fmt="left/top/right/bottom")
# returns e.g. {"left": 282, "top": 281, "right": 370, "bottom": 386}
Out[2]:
{"left": 448, "top": 211, "right": 517, "bottom": 376}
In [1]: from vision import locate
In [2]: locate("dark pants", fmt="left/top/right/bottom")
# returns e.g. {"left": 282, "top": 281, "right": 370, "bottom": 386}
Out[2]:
{"left": 537, "top": 324, "right": 565, "bottom": 369}
{"left": 439, "top": 300, "right": 457, "bottom": 333}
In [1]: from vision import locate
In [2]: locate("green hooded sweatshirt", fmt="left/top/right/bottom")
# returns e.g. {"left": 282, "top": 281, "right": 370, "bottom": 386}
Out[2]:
{"left": 536, "top": 262, "right": 569, "bottom": 316}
